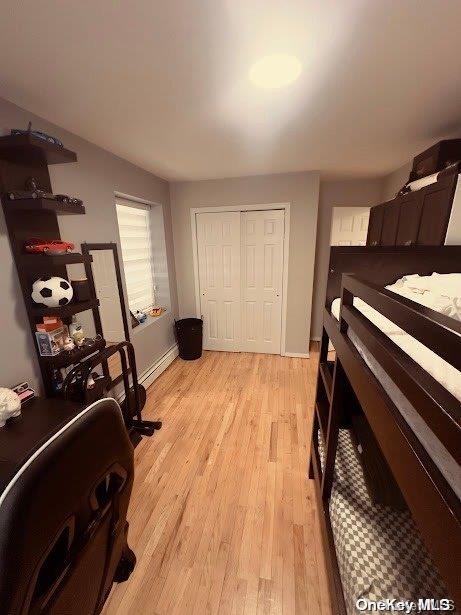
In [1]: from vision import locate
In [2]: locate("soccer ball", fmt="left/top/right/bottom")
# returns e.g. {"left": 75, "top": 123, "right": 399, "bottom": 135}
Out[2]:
{"left": 31, "top": 276, "right": 74, "bottom": 307}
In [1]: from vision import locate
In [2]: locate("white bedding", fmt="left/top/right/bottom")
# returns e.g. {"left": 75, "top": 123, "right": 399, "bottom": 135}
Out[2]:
{"left": 331, "top": 296, "right": 461, "bottom": 403}
{"left": 330, "top": 274, "right": 461, "bottom": 500}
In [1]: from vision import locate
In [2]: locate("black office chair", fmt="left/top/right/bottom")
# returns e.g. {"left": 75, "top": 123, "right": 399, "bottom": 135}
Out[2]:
{"left": 0, "top": 398, "right": 136, "bottom": 614}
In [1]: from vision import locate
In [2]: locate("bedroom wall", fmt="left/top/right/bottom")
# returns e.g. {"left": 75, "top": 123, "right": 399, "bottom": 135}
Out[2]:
{"left": 310, "top": 177, "right": 384, "bottom": 339}
{"left": 381, "top": 162, "right": 412, "bottom": 201}
{"left": 0, "top": 97, "right": 178, "bottom": 393}
{"left": 170, "top": 172, "right": 320, "bottom": 356}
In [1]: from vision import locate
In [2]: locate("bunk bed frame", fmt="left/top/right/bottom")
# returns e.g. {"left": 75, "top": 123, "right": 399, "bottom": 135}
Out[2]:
{"left": 309, "top": 246, "right": 461, "bottom": 613}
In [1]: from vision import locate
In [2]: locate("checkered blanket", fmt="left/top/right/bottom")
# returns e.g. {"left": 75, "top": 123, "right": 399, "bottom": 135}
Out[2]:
{"left": 319, "top": 430, "right": 455, "bottom": 614}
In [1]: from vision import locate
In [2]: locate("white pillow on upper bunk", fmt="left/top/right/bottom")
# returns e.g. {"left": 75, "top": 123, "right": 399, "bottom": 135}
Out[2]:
{"left": 386, "top": 273, "right": 461, "bottom": 322}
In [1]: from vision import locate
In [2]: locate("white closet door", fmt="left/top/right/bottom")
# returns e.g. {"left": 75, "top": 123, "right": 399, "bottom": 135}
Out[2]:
{"left": 330, "top": 207, "right": 370, "bottom": 246}
{"left": 197, "top": 212, "right": 241, "bottom": 351}
{"left": 241, "top": 210, "right": 284, "bottom": 354}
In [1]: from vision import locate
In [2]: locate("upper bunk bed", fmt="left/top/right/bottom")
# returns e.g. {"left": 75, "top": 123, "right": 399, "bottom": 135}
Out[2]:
{"left": 309, "top": 245, "right": 461, "bottom": 614}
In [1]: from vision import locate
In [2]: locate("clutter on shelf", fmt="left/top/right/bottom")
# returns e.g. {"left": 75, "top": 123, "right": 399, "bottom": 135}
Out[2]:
{"left": 25, "top": 238, "right": 75, "bottom": 255}
{"left": 70, "top": 278, "right": 91, "bottom": 302}
{"left": 35, "top": 317, "right": 67, "bottom": 356}
{"left": 35, "top": 315, "right": 102, "bottom": 357}
{"left": 149, "top": 307, "right": 166, "bottom": 317}
{"left": 135, "top": 310, "right": 147, "bottom": 324}
{"left": 12, "top": 381, "right": 35, "bottom": 406}
{"left": 69, "top": 316, "right": 85, "bottom": 346}
{"left": 11, "top": 122, "right": 64, "bottom": 148}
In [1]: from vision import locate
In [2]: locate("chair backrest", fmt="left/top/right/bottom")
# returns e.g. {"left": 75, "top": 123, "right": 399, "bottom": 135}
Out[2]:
{"left": 0, "top": 398, "right": 134, "bottom": 615}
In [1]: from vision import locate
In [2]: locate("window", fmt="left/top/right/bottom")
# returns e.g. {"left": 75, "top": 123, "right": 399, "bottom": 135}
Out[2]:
{"left": 116, "top": 198, "right": 156, "bottom": 313}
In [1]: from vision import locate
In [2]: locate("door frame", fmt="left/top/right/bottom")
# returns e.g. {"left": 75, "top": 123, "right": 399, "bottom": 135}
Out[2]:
{"left": 190, "top": 203, "right": 291, "bottom": 356}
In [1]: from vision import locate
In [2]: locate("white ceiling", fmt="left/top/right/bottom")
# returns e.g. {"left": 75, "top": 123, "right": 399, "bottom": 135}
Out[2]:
{"left": 0, "top": 1, "right": 460, "bottom": 181}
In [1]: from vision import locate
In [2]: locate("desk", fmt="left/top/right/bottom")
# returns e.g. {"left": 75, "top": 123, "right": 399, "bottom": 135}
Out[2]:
{"left": 0, "top": 397, "right": 83, "bottom": 495}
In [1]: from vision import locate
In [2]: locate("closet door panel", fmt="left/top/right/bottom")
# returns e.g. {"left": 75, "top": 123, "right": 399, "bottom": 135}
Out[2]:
{"left": 241, "top": 210, "right": 284, "bottom": 354}
{"left": 197, "top": 212, "right": 241, "bottom": 351}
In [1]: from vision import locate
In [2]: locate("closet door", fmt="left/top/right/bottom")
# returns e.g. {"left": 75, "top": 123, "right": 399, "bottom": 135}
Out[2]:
{"left": 241, "top": 210, "right": 284, "bottom": 354}
{"left": 197, "top": 212, "right": 241, "bottom": 351}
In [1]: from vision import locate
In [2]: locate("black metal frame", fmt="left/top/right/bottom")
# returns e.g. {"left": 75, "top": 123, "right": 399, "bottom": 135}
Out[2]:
{"left": 81, "top": 242, "right": 130, "bottom": 340}
{"left": 62, "top": 341, "right": 162, "bottom": 437}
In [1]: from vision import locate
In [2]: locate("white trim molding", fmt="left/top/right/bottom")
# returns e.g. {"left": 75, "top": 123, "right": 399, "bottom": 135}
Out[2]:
{"left": 114, "top": 190, "right": 161, "bottom": 208}
{"left": 283, "top": 352, "right": 310, "bottom": 359}
{"left": 139, "top": 343, "right": 179, "bottom": 390}
{"left": 190, "top": 203, "right": 291, "bottom": 357}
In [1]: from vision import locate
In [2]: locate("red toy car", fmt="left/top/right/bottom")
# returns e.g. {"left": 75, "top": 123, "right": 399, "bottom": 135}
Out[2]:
{"left": 25, "top": 238, "right": 75, "bottom": 255}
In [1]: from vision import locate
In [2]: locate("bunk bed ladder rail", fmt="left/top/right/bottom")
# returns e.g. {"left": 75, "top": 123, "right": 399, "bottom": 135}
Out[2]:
{"left": 309, "top": 330, "right": 348, "bottom": 614}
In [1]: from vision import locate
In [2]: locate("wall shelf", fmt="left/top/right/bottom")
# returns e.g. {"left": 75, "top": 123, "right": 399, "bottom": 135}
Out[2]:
{"left": 32, "top": 299, "right": 99, "bottom": 319}
{"left": 41, "top": 337, "right": 106, "bottom": 368}
{"left": 20, "top": 253, "right": 93, "bottom": 268}
{"left": 0, "top": 133, "right": 105, "bottom": 397}
{"left": 0, "top": 133, "right": 77, "bottom": 164}
{"left": 4, "top": 197, "right": 85, "bottom": 215}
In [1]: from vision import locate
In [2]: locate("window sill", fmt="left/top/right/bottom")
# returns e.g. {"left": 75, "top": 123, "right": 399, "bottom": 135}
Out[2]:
{"left": 132, "top": 310, "right": 170, "bottom": 335}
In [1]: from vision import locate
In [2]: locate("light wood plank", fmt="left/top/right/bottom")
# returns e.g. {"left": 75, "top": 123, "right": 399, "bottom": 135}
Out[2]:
{"left": 103, "top": 349, "right": 331, "bottom": 615}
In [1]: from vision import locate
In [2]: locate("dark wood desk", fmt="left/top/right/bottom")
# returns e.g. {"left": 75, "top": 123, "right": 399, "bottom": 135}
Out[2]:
{"left": 0, "top": 397, "right": 83, "bottom": 495}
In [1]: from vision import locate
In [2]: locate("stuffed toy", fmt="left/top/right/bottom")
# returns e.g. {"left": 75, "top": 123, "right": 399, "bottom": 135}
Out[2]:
{"left": 0, "top": 388, "right": 21, "bottom": 427}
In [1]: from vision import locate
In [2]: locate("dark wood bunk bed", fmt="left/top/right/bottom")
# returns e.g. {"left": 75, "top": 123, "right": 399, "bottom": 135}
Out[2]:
{"left": 309, "top": 246, "right": 461, "bottom": 614}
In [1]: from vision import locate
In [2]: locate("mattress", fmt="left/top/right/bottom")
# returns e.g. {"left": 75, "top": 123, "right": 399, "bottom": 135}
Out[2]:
{"left": 331, "top": 297, "right": 461, "bottom": 500}
{"left": 318, "top": 430, "right": 454, "bottom": 615}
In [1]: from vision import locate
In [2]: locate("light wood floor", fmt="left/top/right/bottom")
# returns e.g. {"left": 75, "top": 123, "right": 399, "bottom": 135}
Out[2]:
{"left": 103, "top": 350, "right": 331, "bottom": 615}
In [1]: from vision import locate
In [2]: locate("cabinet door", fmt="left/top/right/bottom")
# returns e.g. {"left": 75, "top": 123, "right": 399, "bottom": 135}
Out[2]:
{"left": 380, "top": 201, "right": 401, "bottom": 246}
{"left": 417, "top": 178, "right": 456, "bottom": 245}
{"left": 366, "top": 204, "right": 384, "bottom": 246}
{"left": 396, "top": 193, "right": 423, "bottom": 246}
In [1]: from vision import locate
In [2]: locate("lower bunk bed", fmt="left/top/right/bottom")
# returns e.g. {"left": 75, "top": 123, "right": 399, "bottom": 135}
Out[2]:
{"left": 309, "top": 246, "right": 461, "bottom": 614}
{"left": 318, "top": 430, "right": 451, "bottom": 614}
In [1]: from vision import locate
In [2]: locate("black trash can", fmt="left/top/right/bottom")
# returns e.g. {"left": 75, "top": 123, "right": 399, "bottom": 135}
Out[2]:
{"left": 175, "top": 318, "right": 203, "bottom": 360}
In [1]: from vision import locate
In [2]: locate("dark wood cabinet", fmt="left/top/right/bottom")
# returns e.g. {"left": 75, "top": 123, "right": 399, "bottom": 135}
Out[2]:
{"left": 417, "top": 176, "right": 457, "bottom": 245}
{"left": 396, "top": 192, "right": 423, "bottom": 246}
{"left": 380, "top": 201, "right": 401, "bottom": 246}
{"left": 366, "top": 204, "right": 384, "bottom": 246}
{"left": 367, "top": 173, "right": 457, "bottom": 248}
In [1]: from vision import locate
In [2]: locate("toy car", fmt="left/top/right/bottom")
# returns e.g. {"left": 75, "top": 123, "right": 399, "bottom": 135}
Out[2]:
{"left": 25, "top": 238, "right": 75, "bottom": 255}
{"left": 11, "top": 125, "right": 63, "bottom": 148}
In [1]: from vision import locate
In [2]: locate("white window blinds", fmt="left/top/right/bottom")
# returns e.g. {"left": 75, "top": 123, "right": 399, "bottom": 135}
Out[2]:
{"left": 116, "top": 199, "right": 155, "bottom": 312}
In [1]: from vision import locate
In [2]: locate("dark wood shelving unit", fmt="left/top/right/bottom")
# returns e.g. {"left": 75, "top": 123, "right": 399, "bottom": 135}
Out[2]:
{"left": 20, "top": 253, "right": 93, "bottom": 268}
{"left": 41, "top": 338, "right": 106, "bottom": 368}
{"left": 3, "top": 196, "right": 85, "bottom": 215}
{"left": 0, "top": 133, "right": 105, "bottom": 397}
{"left": 32, "top": 299, "right": 99, "bottom": 319}
{"left": 0, "top": 133, "right": 77, "bottom": 164}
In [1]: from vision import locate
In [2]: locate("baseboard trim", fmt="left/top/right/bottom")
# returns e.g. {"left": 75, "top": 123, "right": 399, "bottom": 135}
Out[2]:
{"left": 283, "top": 351, "right": 310, "bottom": 359}
{"left": 310, "top": 336, "right": 321, "bottom": 342}
{"left": 139, "top": 344, "right": 179, "bottom": 390}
